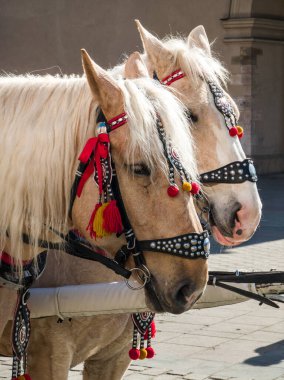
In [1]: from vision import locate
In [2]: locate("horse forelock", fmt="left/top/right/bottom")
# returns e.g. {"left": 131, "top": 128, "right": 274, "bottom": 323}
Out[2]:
{"left": 118, "top": 77, "right": 198, "bottom": 183}
{"left": 163, "top": 37, "right": 229, "bottom": 87}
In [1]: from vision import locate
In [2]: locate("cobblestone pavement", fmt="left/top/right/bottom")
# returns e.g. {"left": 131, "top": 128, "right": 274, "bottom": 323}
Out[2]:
{"left": 0, "top": 174, "right": 283, "bottom": 380}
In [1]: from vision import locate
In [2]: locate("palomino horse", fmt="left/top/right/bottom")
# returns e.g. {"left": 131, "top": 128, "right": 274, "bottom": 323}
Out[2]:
{"left": 0, "top": 51, "right": 208, "bottom": 377}
{"left": 134, "top": 21, "right": 262, "bottom": 245}
{"left": 1, "top": 25, "right": 262, "bottom": 379}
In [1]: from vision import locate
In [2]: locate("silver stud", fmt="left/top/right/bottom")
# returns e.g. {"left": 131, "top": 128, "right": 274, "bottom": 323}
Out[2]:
{"left": 230, "top": 170, "right": 235, "bottom": 175}
{"left": 191, "top": 239, "right": 197, "bottom": 245}
{"left": 175, "top": 243, "right": 181, "bottom": 249}
{"left": 203, "top": 238, "right": 210, "bottom": 253}
{"left": 184, "top": 243, "right": 190, "bottom": 249}
{"left": 238, "top": 169, "right": 243, "bottom": 175}
{"left": 249, "top": 163, "right": 256, "bottom": 177}
{"left": 191, "top": 246, "right": 197, "bottom": 252}
{"left": 150, "top": 242, "right": 156, "bottom": 249}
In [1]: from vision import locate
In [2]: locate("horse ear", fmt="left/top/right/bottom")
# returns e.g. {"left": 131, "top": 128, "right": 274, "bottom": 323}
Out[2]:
{"left": 135, "top": 19, "right": 173, "bottom": 67}
{"left": 124, "top": 52, "right": 150, "bottom": 79}
{"left": 81, "top": 49, "right": 124, "bottom": 116}
{"left": 187, "top": 25, "right": 211, "bottom": 56}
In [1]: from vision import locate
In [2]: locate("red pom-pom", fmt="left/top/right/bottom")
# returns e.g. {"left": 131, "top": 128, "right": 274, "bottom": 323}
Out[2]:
{"left": 103, "top": 200, "right": 123, "bottom": 234}
{"left": 129, "top": 348, "right": 140, "bottom": 360}
{"left": 229, "top": 127, "right": 238, "bottom": 137}
{"left": 190, "top": 182, "right": 200, "bottom": 195}
{"left": 167, "top": 184, "right": 179, "bottom": 197}
{"left": 23, "top": 375, "right": 32, "bottom": 380}
{"left": 238, "top": 132, "right": 244, "bottom": 139}
{"left": 146, "top": 347, "right": 155, "bottom": 358}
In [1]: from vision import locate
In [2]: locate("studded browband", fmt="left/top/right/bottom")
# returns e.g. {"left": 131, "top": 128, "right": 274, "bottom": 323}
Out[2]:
{"left": 155, "top": 69, "right": 258, "bottom": 186}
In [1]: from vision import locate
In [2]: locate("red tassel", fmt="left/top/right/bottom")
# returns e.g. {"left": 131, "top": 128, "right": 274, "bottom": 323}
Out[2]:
{"left": 144, "top": 321, "right": 156, "bottom": 340}
{"left": 87, "top": 203, "right": 101, "bottom": 238}
{"left": 150, "top": 321, "right": 156, "bottom": 338}
{"left": 103, "top": 200, "right": 123, "bottom": 234}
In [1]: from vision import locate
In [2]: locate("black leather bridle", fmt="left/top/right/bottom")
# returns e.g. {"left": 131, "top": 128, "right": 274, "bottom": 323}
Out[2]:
{"left": 154, "top": 69, "right": 258, "bottom": 186}
{"left": 67, "top": 109, "right": 209, "bottom": 303}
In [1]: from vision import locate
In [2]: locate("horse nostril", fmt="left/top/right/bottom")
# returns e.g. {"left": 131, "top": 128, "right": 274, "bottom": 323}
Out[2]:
{"left": 175, "top": 282, "right": 195, "bottom": 305}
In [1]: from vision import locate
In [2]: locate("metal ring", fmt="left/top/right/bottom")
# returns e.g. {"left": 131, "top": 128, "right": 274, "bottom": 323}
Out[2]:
{"left": 125, "top": 266, "right": 151, "bottom": 291}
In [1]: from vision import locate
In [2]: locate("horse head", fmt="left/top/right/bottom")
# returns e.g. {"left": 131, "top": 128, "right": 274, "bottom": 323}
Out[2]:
{"left": 135, "top": 21, "right": 262, "bottom": 246}
{"left": 71, "top": 50, "right": 208, "bottom": 314}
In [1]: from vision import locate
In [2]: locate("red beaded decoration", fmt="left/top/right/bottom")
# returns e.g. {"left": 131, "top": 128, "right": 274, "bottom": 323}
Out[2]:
{"left": 167, "top": 184, "right": 179, "bottom": 197}
{"left": 190, "top": 182, "right": 200, "bottom": 195}
{"left": 229, "top": 127, "right": 238, "bottom": 137}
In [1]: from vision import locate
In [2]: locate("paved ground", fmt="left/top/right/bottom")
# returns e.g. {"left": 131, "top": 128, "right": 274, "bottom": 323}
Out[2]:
{"left": 1, "top": 174, "right": 284, "bottom": 379}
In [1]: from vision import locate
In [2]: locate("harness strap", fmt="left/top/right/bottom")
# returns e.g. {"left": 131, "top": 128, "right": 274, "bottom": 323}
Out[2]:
{"left": 20, "top": 230, "right": 132, "bottom": 279}
{"left": 200, "top": 158, "right": 257, "bottom": 184}
{"left": 208, "top": 271, "right": 284, "bottom": 309}
{"left": 0, "top": 251, "right": 47, "bottom": 289}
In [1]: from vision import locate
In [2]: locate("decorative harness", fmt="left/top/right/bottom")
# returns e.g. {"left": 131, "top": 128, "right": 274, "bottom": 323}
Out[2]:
{"left": 66, "top": 108, "right": 210, "bottom": 361}
{"left": 156, "top": 68, "right": 258, "bottom": 185}
{"left": 69, "top": 109, "right": 210, "bottom": 274}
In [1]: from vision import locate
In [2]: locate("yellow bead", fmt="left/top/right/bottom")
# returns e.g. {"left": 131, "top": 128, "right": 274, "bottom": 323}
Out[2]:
{"left": 236, "top": 126, "right": 243, "bottom": 134}
{"left": 182, "top": 182, "right": 192, "bottom": 192}
{"left": 139, "top": 348, "right": 147, "bottom": 360}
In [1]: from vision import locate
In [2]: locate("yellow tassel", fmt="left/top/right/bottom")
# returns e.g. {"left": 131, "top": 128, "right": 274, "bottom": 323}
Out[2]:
{"left": 93, "top": 202, "right": 111, "bottom": 238}
{"left": 182, "top": 181, "right": 192, "bottom": 192}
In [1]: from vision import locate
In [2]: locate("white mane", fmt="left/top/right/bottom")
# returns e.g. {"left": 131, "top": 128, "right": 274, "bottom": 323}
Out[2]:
{"left": 163, "top": 37, "right": 228, "bottom": 87}
{"left": 117, "top": 76, "right": 197, "bottom": 180}
{"left": 0, "top": 73, "right": 197, "bottom": 264}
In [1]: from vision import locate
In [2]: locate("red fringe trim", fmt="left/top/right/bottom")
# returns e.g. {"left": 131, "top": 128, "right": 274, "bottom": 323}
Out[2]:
{"left": 103, "top": 200, "right": 123, "bottom": 234}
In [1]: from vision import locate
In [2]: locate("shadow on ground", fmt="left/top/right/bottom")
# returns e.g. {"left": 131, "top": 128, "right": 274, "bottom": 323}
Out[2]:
{"left": 244, "top": 339, "right": 284, "bottom": 367}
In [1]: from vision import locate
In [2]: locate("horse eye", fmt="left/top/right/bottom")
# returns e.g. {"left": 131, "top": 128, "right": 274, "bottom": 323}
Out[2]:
{"left": 186, "top": 110, "right": 198, "bottom": 123}
{"left": 129, "top": 163, "right": 151, "bottom": 177}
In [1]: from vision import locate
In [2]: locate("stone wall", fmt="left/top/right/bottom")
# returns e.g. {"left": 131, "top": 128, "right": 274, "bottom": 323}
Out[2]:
{"left": 0, "top": 0, "right": 283, "bottom": 173}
